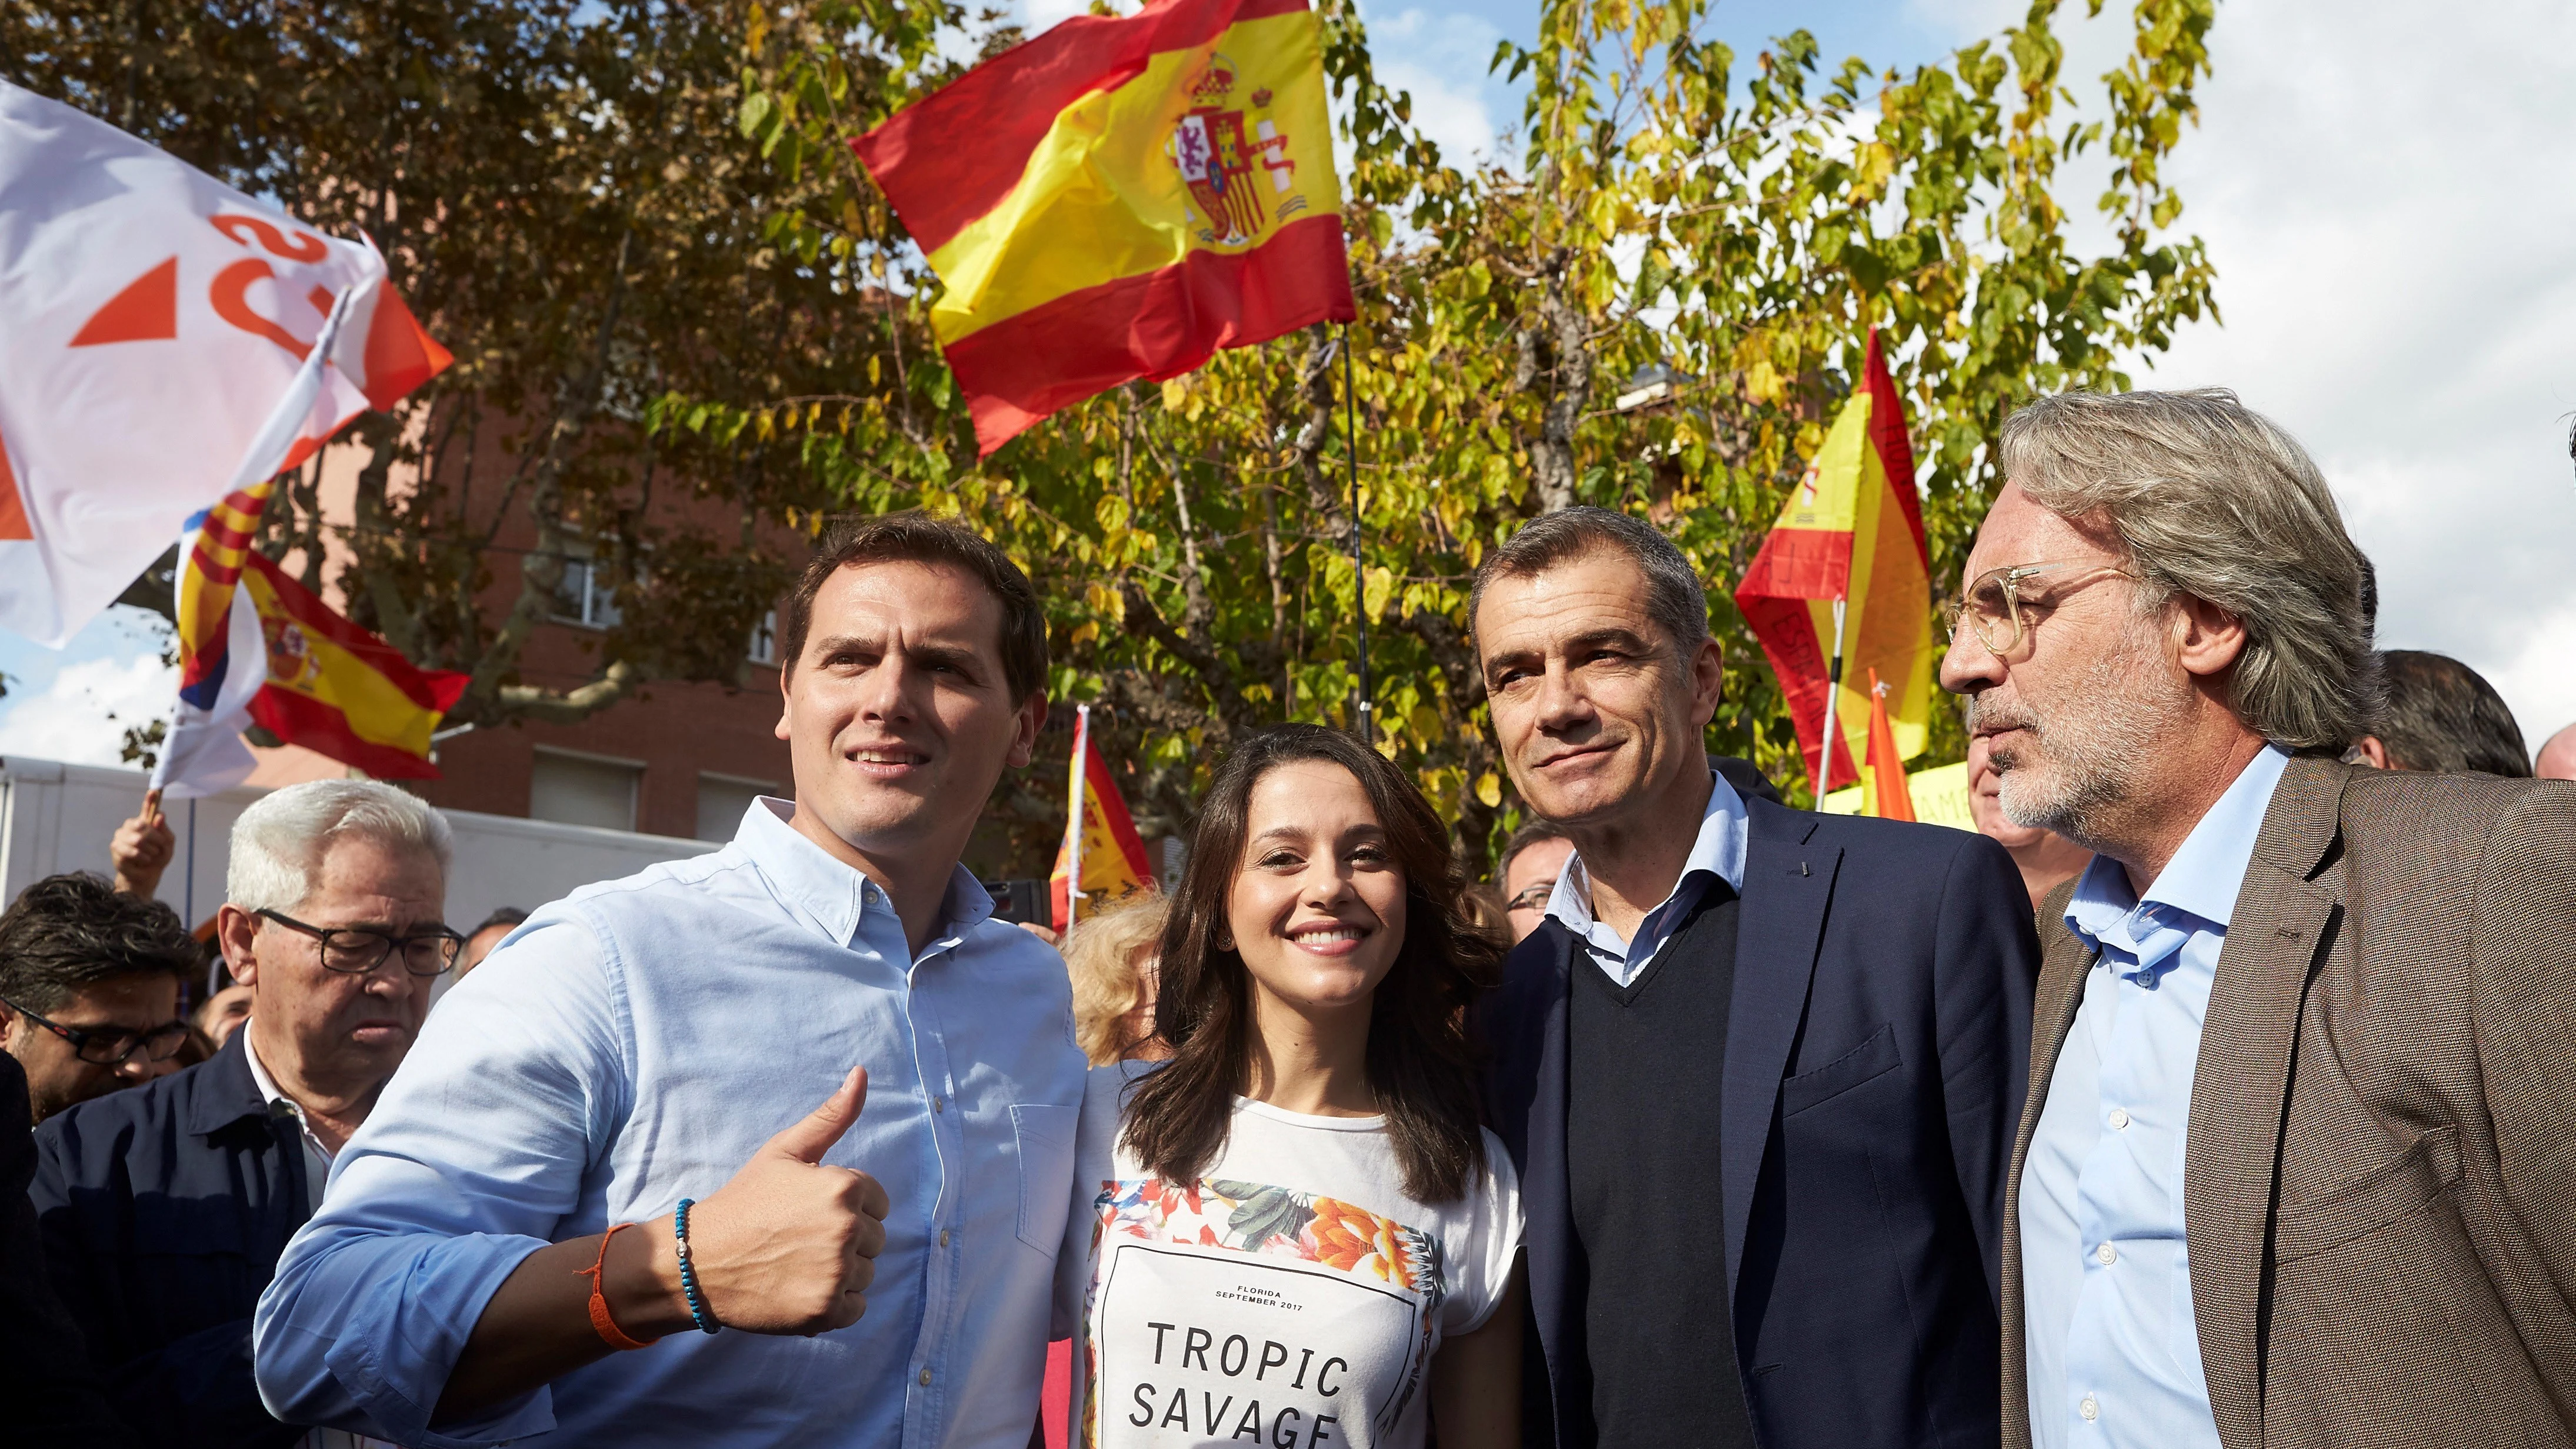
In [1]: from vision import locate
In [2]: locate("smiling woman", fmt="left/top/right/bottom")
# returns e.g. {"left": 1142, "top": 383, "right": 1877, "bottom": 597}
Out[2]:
{"left": 1062, "top": 723, "right": 1527, "bottom": 1449}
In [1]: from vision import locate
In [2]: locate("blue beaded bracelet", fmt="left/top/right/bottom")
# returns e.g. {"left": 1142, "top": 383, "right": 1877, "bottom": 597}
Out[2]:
{"left": 674, "top": 1198, "right": 719, "bottom": 1334}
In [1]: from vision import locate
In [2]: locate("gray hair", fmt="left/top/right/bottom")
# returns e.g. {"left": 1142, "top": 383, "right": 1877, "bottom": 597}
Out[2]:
{"left": 1469, "top": 507, "right": 1710, "bottom": 654}
{"left": 2000, "top": 389, "right": 2378, "bottom": 751}
{"left": 226, "top": 779, "right": 454, "bottom": 915}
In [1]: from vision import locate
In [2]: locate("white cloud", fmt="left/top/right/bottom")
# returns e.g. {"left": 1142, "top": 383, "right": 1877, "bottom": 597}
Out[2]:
{"left": 2119, "top": 0, "right": 2576, "bottom": 751}
{"left": 0, "top": 651, "right": 175, "bottom": 767}
{"left": 1361, "top": 6, "right": 1509, "bottom": 166}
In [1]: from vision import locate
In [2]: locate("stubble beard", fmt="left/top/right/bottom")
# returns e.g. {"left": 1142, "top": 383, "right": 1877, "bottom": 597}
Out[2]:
{"left": 1971, "top": 617, "right": 2190, "bottom": 850}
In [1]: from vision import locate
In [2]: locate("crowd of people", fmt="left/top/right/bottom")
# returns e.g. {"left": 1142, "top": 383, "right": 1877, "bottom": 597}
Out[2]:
{"left": 2, "top": 387, "right": 2572, "bottom": 1449}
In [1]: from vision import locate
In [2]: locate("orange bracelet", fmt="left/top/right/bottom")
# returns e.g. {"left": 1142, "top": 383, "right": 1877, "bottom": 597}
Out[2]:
{"left": 577, "top": 1222, "right": 658, "bottom": 1351}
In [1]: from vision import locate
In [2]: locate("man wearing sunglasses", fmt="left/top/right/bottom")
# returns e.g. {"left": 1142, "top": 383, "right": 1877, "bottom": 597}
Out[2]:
{"left": 31, "top": 779, "right": 454, "bottom": 1449}
{"left": 0, "top": 872, "right": 198, "bottom": 1124}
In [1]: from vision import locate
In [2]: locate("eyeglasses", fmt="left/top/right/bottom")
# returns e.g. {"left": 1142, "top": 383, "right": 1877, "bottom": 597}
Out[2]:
{"left": 1504, "top": 882, "right": 1556, "bottom": 914}
{"left": 255, "top": 910, "right": 464, "bottom": 977}
{"left": 0, "top": 996, "right": 189, "bottom": 1066}
{"left": 1945, "top": 559, "right": 2138, "bottom": 659}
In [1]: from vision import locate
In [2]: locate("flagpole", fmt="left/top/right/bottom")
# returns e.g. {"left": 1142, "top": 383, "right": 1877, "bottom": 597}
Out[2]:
{"left": 1818, "top": 594, "right": 1847, "bottom": 801}
{"left": 1067, "top": 703, "right": 1088, "bottom": 930}
{"left": 1343, "top": 325, "right": 1371, "bottom": 745}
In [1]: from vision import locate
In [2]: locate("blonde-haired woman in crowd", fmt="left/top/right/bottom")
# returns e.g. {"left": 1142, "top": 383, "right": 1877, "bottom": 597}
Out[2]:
{"left": 1062, "top": 892, "right": 1174, "bottom": 1065}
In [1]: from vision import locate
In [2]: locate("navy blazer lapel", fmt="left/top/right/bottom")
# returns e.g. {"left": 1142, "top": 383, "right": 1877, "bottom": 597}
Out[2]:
{"left": 1724, "top": 798, "right": 1838, "bottom": 1295}
{"left": 1490, "top": 920, "right": 1578, "bottom": 1385}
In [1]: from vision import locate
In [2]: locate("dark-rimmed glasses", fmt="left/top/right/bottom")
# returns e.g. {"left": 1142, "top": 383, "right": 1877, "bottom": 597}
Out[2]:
{"left": 1945, "top": 559, "right": 2138, "bottom": 659}
{"left": 1504, "top": 882, "right": 1557, "bottom": 915}
{"left": 0, "top": 996, "right": 189, "bottom": 1066}
{"left": 255, "top": 910, "right": 464, "bottom": 977}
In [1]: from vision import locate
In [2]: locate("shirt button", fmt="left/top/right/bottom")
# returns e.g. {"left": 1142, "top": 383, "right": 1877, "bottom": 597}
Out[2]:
{"left": 2079, "top": 1394, "right": 2099, "bottom": 1422}
{"left": 940, "top": 1228, "right": 951, "bottom": 1248}
{"left": 2107, "top": 1107, "right": 2131, "bottom": 1131}
{"left": 920, "top": 1368, "right": 933, "bottom": 1386}
{"left": 2097, "top": 1242, "right": 2118, "bottom": 1266}
{"left": 932, "top": 1095, "right": 945, "bottom": 1113}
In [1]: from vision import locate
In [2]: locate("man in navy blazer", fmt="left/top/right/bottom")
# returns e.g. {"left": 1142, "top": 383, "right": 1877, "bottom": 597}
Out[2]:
{"left": 1471, "top": 508, "right": 2037, "bottom": 1449}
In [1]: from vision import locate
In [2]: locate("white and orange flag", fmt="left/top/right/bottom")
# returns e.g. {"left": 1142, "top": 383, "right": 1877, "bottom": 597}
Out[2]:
{"left": 0, "top": 79, "right": 450, "bottom": 645}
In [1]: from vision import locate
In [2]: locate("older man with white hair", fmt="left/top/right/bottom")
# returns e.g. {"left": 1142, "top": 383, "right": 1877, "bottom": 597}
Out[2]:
{"left": 29, "top": 778, "right": 456, "bottom": 1449}
{"left": 1944, "top": 389, "right": 2576, "bottom": 1449}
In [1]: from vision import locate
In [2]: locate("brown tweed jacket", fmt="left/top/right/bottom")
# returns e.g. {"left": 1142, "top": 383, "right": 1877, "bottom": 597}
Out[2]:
{"left": 2001, "top": 757, "right": 2576, "bottom": 1448}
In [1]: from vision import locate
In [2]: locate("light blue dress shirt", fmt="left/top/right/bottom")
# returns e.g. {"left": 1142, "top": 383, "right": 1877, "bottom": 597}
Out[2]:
{"left": 1543, "top": 768, "right": 1750, "bottom": 986}
{"left": 253, "top": 799, "right": 1089, "bottom": 1449}
{"left": 2021, "top": 744, "right": 2289, "bottom": 1449}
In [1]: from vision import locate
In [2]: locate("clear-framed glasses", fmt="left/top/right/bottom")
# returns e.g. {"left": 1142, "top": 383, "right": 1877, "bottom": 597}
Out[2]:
{"left": 1945, "top": 559, "right": 2136, "bottom": 659}
{"left": 255, "top": 909, "right": 464, "bottom": 977}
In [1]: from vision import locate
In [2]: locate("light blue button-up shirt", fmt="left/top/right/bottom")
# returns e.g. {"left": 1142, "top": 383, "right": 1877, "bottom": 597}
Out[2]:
{"left": 2021, "top": 744, "right": 2289, "bottom": 1449}
{"left": 253, "top": 799, "right": 1088, "bottom": 1449}
{"left": 1544, "top": 767, "right": 1750, "bottom": 987}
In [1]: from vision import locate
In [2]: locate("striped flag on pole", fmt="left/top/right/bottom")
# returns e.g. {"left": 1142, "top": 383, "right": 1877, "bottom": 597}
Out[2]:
{"left": 1732, "top": 329, "right": 1934, "bottom": 800}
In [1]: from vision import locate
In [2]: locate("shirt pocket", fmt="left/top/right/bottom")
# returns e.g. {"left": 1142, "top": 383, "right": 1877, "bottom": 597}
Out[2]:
{"left": 1013, "top": 1101, "right": 1079, "bottom": 1254}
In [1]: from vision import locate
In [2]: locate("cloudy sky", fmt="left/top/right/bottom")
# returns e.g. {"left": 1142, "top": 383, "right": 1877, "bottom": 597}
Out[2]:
{"left": 6, "top": 0, "right": 2572, "bottom": 764}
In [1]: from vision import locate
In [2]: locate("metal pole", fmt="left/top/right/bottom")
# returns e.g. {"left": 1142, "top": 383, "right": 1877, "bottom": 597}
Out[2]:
{"left": 184, "top": 798, "right": 197, "bottom": 928}
{"left": 1344, "top": 325, "right": 1371, "bottom": 744}
{"left": 1817, "top": 595, "right": 1847, "bottom": 802}
{"left": 1065, "top": 704, "right": 1088, "bottom": 930}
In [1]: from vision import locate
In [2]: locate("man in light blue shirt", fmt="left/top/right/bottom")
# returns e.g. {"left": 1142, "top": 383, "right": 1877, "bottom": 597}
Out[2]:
{"left": 1541, "top": 764, "right": 1749, "bottom": 987}
{"left": 2018, "top": 744, "right": 2286, "bottom": 1448}
{"left": 254, "top": 515, "right": 1087, "bottom": 1449}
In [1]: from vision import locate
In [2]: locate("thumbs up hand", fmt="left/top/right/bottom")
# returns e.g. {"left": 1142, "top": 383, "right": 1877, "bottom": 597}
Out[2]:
{"left": 675, "top": 1066, "right": 892, "bottom": 1335}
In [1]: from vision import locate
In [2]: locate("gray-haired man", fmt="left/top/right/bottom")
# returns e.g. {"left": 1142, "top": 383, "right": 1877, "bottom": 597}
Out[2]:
{"left": 31, "top": 779, "right": 457, "bottom": 1448}
{"left": 1953, "top": 390, "right": 2576, "bottom": 1449}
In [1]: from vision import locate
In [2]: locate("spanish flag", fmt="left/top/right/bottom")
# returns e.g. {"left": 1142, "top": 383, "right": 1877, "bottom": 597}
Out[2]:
{"left": 853, "top": 0, "right": 1354, "bottom": 454}
{"left": 241, "top": 551, "right": 469, "bottom": 779}
{"left": 174, "top": 475, "right": 278, "bottom": 710}
{"left": 1051, "top": 704, "right": 1156, "bottom": 930}
{"left": 1732, "top": 329, "right": 1934, "bottom": 797}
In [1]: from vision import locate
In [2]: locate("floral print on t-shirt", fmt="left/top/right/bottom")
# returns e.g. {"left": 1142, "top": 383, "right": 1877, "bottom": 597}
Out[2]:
{"left": 1097, "top": 1175, "right": 1445, "bottom": 1301}
{"left": 1087, "top": 1176, "right": 1448, "bottom": 1446}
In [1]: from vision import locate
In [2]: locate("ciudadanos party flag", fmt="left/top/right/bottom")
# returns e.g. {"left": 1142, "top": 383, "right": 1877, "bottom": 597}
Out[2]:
{"left": 0, "top": 79, "right": 449, "bottom": 647}
{"left": 1732, "top": 329, "right": 1934, "bottom": 795}
{"left": 854, "top": 0, "right": 1354, "bottom": 454}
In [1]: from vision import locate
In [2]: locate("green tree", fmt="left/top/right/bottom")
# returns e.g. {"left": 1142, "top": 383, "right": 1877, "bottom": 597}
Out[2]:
{"left": 708, "top": 0, "right": 2218, "bottom": 872}
{"left": 1, "top": 0, "right": 944, "bottom": 727}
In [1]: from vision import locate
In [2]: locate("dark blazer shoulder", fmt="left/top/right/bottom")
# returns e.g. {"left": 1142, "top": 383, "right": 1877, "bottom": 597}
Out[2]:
{"left": 33, "top": 1039, "right": 265, "bottom": 1204}
{"left": 1748, "top": 791, "right": 1998, "bottom": 874}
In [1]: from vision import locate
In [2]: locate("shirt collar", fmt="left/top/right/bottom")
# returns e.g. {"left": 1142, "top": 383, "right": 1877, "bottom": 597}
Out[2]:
{"left": 736, "top": 797, "right": 996, "bottom": 955}
{"left": 2065, "top": 742, "right": 2291, "bottom": 960}
{"left": 1543, "top": 765, "right": 1751, "bottom": 936}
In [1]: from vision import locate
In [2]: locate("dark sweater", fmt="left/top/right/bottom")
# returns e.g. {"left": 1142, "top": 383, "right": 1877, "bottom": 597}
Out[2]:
{"left": 1567, "top": 882, "right": 1759, "bottom": 1449}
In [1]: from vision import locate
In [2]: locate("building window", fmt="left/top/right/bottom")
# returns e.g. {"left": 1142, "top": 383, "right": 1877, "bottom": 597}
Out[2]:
{"left": 551, "top": 557, "right": 623, "bottom": 629}
{"left": 697, "top": 772, "right": 780, "bottom": 842}
{"left": 747, "top": 609, "right": 778, "bottom": 667}
{"left": 529, "top": 748, "right": 641, "bottom": 832}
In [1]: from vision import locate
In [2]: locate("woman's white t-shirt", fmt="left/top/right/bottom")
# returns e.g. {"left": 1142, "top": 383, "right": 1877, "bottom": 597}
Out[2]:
{"left": 1058, "top": 1062, "right": 1523, "bottom": 1449}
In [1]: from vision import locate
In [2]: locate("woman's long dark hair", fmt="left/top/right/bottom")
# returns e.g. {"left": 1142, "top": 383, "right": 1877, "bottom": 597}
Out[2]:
{"left": 1121, "top": 724, "right": 1502, "bottom": 1202}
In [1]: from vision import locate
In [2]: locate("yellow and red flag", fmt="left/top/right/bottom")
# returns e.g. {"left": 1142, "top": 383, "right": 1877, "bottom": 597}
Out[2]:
{"left": 853, "top": 0, "right": 1354, "bottom": 454}
{"left": 240, "top": 551, "right": 469, "bottom": 780}
{"left": 1732, "top": 329, "right": 1934, "bottom": 797}
{"left": 1862, "top": 669, "right": 1917, "bottom": 821}
{"left": 1051, "top": 704, "right": 1156, "bottom": 931}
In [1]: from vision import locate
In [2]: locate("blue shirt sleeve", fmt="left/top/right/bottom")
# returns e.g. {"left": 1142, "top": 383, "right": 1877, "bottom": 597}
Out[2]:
{"left": 254, "top": 918, "right": 630, "bottom": 1449}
